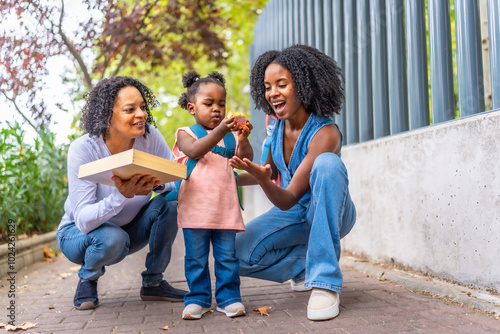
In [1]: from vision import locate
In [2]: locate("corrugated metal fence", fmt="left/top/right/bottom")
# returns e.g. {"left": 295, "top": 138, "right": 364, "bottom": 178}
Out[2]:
{"left": 250, "top": 0, "right": 500, "bottom": 148}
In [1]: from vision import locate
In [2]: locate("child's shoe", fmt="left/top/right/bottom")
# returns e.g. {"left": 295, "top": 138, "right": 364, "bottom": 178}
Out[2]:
{"left": 182, "top": 304, "right": 211, "bottom": 320}
{"left": 216, "top": 302, "right": 246, "bottom": 318}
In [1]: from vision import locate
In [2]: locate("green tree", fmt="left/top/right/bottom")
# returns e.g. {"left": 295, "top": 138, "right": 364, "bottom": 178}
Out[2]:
{"left": 121, "top": 0, "right": 268, "bottom": 146}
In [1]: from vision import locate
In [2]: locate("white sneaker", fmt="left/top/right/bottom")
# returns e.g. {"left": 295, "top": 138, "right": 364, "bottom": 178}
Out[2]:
{"left": 307, "top": 288, "right": 340, "bottom": 321}
{"left": 290, "top": 280, "right": 313, "bottom": 292}
{"left": 216, "top": 302, "right": 246, "bottom": 318}
{"left": 182, "top": 304, "right": 211, "bottom": 320}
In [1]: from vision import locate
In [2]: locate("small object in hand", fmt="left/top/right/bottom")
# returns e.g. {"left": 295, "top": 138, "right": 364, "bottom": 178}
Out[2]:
{"left": 227, "top": 112, "right": 249, "bottom": 129}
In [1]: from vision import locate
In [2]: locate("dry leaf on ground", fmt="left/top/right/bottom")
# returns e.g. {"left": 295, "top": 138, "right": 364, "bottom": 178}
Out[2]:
{"left": 160, "top": 325, "right": 170, "bottom": 330}
{"left": 253, "top": 306, "right": 272, "bottom": 316}
{"left": 43, "top": 245, "right": 56, "bottom": 260}
{"left": 0, "top": 322, "right": 37, "bottom": 331}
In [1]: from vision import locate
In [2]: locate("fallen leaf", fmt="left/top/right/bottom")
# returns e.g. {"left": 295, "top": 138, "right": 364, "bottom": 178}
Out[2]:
{"left": 57, "top": 273, "right": 72, "bottom": 278}
{"left": 253, "top": 306, "right": 272, "bottom": 316}
{"left": 160, "top": 325, "right": 170, "bottom": 330}
{"left": 19, "top": 322, "right": 37, "bottom": 330}
{"left": 48, "top": 306, "right": 55, "bottom": 309}
{"left": 69, "top": 266, "right": 81, "bottom": 271}
{"left": 1, "top": 322, "right": 37, "bottom": 331}
{"left": 43, "top": 245, "right": 56, "bottom": 259}
{"left": 42, "top": 257, "right": 53, "bottom": 262}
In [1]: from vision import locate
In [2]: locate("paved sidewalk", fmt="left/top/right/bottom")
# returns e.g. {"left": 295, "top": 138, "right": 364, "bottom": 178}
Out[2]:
{"left": 1, "top": 234, "right": 499, "bottom": 334}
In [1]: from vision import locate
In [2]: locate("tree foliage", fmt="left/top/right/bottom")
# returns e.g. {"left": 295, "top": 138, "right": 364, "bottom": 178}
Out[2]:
{"left": 0, "top": 0, "right": 237, "bottom": 132}
{"left": 135, "top": 0, "right": 268, "bottom": 146}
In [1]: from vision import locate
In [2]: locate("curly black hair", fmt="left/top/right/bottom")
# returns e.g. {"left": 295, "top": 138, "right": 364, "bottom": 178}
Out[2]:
{"left": 178, "top": 70, "right": 226, "bottom": 109}
{"left": 80, "top": 76, "right": 158, "bottom": 140}
{"left": 250, "top": 44, "right": 344, "bottom": 118}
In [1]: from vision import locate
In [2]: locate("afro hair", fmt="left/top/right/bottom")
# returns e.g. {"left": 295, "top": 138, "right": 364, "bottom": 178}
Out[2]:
{"left": 250, "top": 44, "right": 344, "bottom": 118}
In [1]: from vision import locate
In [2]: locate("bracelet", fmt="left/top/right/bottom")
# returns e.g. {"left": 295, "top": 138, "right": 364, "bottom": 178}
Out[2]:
{"left": 152, "top": 184, "right": 165, "bottom": 192}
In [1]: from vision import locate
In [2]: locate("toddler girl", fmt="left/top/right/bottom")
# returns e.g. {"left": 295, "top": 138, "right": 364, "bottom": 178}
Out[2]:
{"left": 172, "top": 71, "right": 253, "bottom": 320}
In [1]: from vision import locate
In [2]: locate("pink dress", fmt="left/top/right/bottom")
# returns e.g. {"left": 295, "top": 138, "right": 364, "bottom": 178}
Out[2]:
{"left": 172, "top": 126, "right": 245, "bottom": 232}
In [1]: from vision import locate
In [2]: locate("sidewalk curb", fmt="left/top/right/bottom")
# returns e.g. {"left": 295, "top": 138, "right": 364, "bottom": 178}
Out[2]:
{"left": 0, "top": 231, "right": 59, "bottom": 279}
{"left": 340, "top": 256, "right": 500, "bottom": 317}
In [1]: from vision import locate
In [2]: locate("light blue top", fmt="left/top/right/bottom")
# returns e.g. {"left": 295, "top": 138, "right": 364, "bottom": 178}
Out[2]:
{"left": 271, "top": 114, "right": 338, "bottom": 207}
{"left": 58, "top": 126, "right": 175, "bottom": 234}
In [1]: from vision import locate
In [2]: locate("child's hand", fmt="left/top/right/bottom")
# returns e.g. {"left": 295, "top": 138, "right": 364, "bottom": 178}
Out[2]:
{"left": 237, "top": 120, "right": 253, "bottom": 141}
{"left": 217, "top": 116, "right": 238, "bottom": 134}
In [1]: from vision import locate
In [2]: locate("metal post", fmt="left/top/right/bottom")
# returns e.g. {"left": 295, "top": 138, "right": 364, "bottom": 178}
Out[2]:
{"left": 345, "top": 0, "right": 359, "bottom": 144}
{"left": 287, "top": 0, "right": 294, "bottom": 48}
{"left": 357, "top": 0, "right": 373, "bottom": 141}
{"left": 406, "top": 0, "right": 430, "bottom": 129}
{"left": 300, "top": 0, "right": 307, "bottom": 44}
{"left": 273, "top": 0, "right": 279, "bottom": 50}
{"left": 306, "top": 0, "right": 315, "bottom": 47}
{"left": 455, "top": 0, "right": 484, "bottom": 116}
{"left": 488, "top": 0, "right": 500, "bottom": 109}
{"left": 293, "top": 0, "right": 301, "bottom": 45}
{"left": 323, "top": 0, "right": 333, "bottom": 58}
{"left": 277, "top": 0, "right": 283, "bottom": 50}
{"left": 333, "top": 0, "right": 346, "bottom": 141}
{"left": 386, "top": 0, "right": 408, "bottom": 134}
{"left": 314, "top": 0, "right": 324, "bottom": 52}
{"left": 370, "top": 0, "right": 390, "bottom": 139}
{"left": 428, "top": 0, "right": 455, "bottom": 123}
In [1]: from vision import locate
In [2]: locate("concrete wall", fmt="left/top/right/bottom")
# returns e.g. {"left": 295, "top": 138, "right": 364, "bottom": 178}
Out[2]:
{"left": 242, "top": 110, "right": 500, "bottom": 292}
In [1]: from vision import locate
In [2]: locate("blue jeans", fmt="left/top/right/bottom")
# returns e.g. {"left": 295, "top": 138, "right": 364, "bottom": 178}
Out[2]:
{"left": 183, "top": 228, "right": 241, "bottom": 308}
{"left": 56, "top": 193, "right": 179, "bottom": 287}
{"left": 235, "top": 153, "right": 356, "bottom": 293}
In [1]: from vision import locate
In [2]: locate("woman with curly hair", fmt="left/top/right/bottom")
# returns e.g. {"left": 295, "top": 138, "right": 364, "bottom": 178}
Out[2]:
{"left": 57, "top": 77, "right": 186, "bottom": 310}
{"left": 230, "top": 45, "right": 356, "bottom": 321}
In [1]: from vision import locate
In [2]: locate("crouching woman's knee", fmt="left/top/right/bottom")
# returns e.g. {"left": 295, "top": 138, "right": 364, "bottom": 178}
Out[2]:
{"left": 311, "top": 153, "right": 348, "bottom": 182}
{"left": 89, "top": 223, "right": 130, "bottom": 264}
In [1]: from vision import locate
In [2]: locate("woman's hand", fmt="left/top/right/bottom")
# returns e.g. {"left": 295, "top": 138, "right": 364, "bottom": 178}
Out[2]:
{"left": 230, "top": 156, "right": 271, "bottom": 182}
{"left": 111, "top": 174, "right": 160, "bottom": 198}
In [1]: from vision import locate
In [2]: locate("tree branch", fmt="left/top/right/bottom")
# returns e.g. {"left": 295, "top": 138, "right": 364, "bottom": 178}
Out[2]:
{"left": 56, "top": 0, "right": 93, "bottom": 89}
{"left": 1, "top": 91, "right": 39, "bottom": 132}
{"left": 111, "top": 1, "right": 159, "bottom": 77}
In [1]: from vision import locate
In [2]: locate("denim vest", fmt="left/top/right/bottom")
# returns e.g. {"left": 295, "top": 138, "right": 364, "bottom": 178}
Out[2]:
{"left": 271, "top": 114, "right": 339, "bottom": 207}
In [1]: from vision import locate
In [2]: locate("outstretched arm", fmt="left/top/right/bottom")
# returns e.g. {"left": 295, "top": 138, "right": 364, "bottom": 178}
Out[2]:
{"left": 230, "top": 124, "right": 341, "bottom": 210}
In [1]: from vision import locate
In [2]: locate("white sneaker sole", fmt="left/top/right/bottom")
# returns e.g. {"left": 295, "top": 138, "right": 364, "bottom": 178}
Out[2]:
{"left": 216, "top": 306, "right": 246, "bottom": 318}
{"left": 307, "top": 294, "right": 340, "bottom": 321}
{"left": 182, "top": 307, "right": 211, "bottom": 320}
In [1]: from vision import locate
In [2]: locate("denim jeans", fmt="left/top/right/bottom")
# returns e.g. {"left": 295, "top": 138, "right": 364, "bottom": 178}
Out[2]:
{"left": 183, "top": 228, "right": 241, "bottom": 308}
{"left": 56, "top": 192, "right": 178, "bottom": 287}
{"left": 235, "top": 153, "right": 356, "bottom": 293}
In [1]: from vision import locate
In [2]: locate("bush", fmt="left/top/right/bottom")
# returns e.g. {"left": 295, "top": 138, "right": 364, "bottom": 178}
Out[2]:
{"left": 0, "top": 122, "right": 68, "bottom": 241}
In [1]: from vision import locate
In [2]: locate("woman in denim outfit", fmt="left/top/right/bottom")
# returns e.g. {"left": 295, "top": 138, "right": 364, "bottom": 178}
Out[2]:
{"left": 230, "top": 45, "right": 356, "bottom": 321}
{"left": 57, "top": 77, "right": 186, "bottom": 310}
